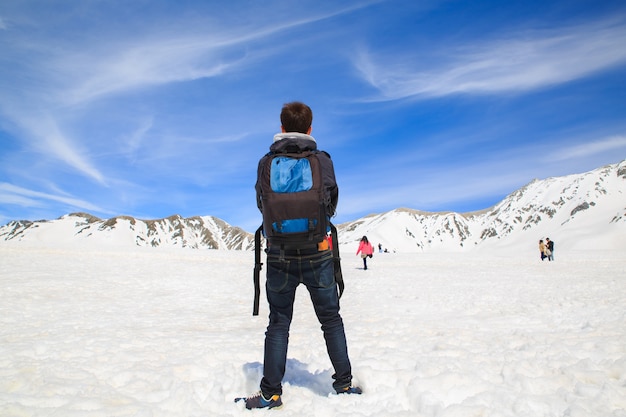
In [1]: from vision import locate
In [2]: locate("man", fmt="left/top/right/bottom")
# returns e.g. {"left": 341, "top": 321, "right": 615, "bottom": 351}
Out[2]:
{"left": 240, "top": 102, "right": 361, "bottom": 410}
{"left": 546, "top": 238, "right": 554, "bottom": 261}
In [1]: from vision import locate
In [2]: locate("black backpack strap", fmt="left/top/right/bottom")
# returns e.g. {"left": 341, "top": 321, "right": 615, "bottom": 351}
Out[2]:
{"left": 253, "top": 223, "right": 342, "bottom": 315}
{"left": 330, "top": 222, "right": 344, "bottom": 298}
{"left": 253, "top": 225, "right": 263, "bottom": 316}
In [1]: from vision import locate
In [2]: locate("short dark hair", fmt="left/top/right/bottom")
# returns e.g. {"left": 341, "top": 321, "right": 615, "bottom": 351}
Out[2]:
{"left": 280, "top": 102, "right": 313, "bottom": 134}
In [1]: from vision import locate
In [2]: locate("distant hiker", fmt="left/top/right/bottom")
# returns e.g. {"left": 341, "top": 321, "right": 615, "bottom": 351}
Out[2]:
{"left": 546, "top": 238, "right": 554, "bottom": 261}
{"left": 239, "top": 102, "right": 361, "bottom": 410}
{"left": 356, "top": 236, "right": 374, "bottom": 270}
{"left": 378, "top": 243, "right": 382, "bottom": 253}
{"left": 539, "top": 239, "right": 546, "bottom": 261}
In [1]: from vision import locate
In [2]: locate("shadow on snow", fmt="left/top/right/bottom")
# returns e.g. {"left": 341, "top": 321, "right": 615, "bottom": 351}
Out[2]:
{"left": 242, "top": 358, "right": 334, "bottom": 396}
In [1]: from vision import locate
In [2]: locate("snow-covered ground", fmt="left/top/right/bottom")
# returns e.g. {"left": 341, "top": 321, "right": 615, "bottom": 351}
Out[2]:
{"left": 1, "top": 244, "right": 625, "bottom": 416}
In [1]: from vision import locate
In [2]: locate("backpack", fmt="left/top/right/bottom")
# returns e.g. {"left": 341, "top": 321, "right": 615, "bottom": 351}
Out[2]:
{"left": 252, "top": 149, "right": 344, "bottom": 316}
{"left": 256, "top": 150, "right": 329, "bottom": 246}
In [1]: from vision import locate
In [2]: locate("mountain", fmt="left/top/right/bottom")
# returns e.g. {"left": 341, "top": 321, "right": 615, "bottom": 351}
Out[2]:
{"left": 1, "top": 160, "right": 625, "bottom": 253}
{"left": 0, "top": 213, "right": 254, "bottom": 250}
{"left": 338, "top": 159, "right": 626, "bottom": 253}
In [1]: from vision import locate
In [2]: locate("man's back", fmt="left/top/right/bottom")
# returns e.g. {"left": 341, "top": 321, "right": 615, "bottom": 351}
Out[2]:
{"left": 238, "top": 102, "right": 360, "bottom": 410}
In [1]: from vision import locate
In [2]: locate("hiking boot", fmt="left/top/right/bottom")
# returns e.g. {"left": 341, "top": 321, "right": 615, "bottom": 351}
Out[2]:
{"left": 336, "top": 386, "right": 363, "bottom": 395}
{"left": 235, "top": 392, "right": 283, "bottom": 410}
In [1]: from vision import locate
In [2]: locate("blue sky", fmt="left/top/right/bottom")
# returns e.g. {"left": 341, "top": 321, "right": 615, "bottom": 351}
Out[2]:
{"left": 1, "top": 0, "right": 625, "bottom": 232}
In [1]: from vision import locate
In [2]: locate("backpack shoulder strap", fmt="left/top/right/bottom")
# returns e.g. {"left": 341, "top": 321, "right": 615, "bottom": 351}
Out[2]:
{"left": 330, "top": 222, "right": 344, "bottom": 298}
{"left": 252, "top": 224, "right": 263, "bottom": 316}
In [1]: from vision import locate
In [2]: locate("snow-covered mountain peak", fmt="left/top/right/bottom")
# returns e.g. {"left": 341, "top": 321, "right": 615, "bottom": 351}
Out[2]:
{"left": 338, "top": 160, "right": 625, "bottom": 253}
{"left": 1, "top": 213, "right": 254, "bottom": 250}
{"left": 1, "top": 160, "right": 624, "bottom": 253}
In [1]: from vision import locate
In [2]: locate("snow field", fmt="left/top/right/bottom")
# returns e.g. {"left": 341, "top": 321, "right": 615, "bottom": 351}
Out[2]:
{"left": 0, "top": 245, "right": 625, "bottom": 416}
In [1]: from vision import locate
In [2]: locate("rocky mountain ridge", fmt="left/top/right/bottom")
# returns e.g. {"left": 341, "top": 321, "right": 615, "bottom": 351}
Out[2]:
{"left": 1, "top": 160, "right": 624, "bottom": 253}
{"left": 1, "top": 213, "right": 254, "bottom": 250}
{"left": 338, "top": 160, "right": 625, "bottom": 252}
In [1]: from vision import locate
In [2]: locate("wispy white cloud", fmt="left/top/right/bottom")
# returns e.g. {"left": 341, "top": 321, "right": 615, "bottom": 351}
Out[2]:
{"left": 353, "top": 17, "right": 626, "bottom": 100}
{"left": 550, "top": 135, "right": 626, "bottom": 161}
{"left": 338, "top": 164, "right": 526, "bottom": 219}
{"left": 0, "top": 182, "right": 105, "bottom": 212}
{"left": 56, "top": 3, "right": 382, "bottom": 106}
{"left": 124, "top": 117, "right": 154, "bottom": 158}
{"left": 337, "top": 127, "right": 626, "bottom": 219}
{"left": 7, "top": 111, "right": 106, "bottom": 185}
{"left": 60, "top": 38, "right": 245, "bottom": 106}
{"left": 0, "top": 2, "right": 377, "bottom": 189}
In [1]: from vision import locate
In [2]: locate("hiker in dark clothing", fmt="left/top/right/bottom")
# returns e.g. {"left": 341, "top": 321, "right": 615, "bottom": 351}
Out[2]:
{"left": 240, "top": 102, "right": 361, "bottom": 410}
{"left": 546, "top": 238, "right": 554, "bottom": 261}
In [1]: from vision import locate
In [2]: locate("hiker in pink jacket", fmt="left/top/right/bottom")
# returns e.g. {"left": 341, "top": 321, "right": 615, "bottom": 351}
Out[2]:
{"left": 356, "top": 236, "right": 374, "bottom": 270}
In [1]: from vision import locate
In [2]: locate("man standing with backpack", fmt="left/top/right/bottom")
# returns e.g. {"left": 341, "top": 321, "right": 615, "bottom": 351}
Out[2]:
{"left": 237, "top": 102, "right": 361, "bottom": 410}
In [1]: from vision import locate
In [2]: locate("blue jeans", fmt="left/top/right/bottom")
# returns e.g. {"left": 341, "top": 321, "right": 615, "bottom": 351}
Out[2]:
{"left": 260, "top": 247, "right": 353, "bottom": 395}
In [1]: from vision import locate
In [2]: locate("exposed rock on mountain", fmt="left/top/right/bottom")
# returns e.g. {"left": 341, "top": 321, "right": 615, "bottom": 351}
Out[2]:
{"left": 1, "top": 213, "right": 254, "bottom": 250}
{"left": 1, "top": 160, "right": 624, "bottom": 253}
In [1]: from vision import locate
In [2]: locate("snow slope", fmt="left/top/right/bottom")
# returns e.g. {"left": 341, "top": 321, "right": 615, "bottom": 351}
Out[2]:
{"left": 1, "top": 245, "right": 624, "bottom": 416}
